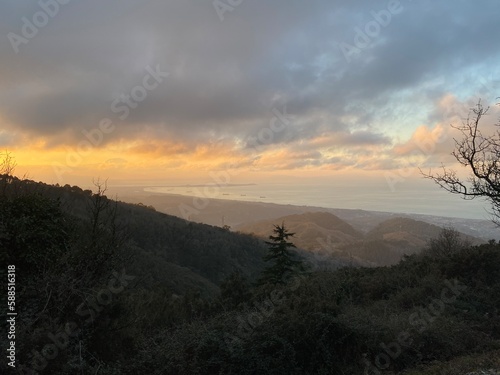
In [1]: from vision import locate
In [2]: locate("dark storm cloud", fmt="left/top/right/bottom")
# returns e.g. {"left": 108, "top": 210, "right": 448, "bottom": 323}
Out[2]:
{"left": 1, "top": 0, "right": 499, "bottom": 146}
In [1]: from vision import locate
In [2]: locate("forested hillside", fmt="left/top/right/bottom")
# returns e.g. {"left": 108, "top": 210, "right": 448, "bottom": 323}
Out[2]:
{"left": 1, "top": 175, "right": 270, "bottom": 291}
{"left": 1, "top": 175, "right": 499, "bottom": 374}
{"left": 0, "top": 175, "right": 271, "bottom": 373}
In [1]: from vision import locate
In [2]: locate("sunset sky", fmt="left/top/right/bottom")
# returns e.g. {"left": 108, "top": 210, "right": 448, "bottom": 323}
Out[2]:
{"left": 1, "top": 0, "right": 500, "bottom": 214}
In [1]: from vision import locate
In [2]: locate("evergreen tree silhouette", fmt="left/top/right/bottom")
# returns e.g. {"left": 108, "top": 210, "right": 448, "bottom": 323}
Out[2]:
{"left": 258, "top": 222, "right": 305, "bottom": 285}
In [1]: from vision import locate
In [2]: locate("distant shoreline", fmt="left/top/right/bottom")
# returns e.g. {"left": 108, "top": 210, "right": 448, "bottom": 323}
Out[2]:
{"left": 109, "top": 185, "right": 499, "bottom": 241}
{"left": 143, "top": 183, "right": 257, "bottom": 188}
{"left": 136, "top": 187, "right": 481, "bottom": 222}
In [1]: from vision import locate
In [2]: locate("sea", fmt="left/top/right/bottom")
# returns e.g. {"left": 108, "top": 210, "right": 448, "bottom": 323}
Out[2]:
{"left": 143, "top": 182, "right": 491, "bottom": 220}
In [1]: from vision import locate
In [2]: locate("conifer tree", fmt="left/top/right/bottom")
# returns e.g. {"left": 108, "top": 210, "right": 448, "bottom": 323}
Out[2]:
{"left": 258, "top": 222, "right": 305, "bottom": 285}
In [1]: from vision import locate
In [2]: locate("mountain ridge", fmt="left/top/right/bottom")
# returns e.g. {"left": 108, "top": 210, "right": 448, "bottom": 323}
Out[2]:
{"left": 236, "top": 212, "right": 483, "bottom": 266}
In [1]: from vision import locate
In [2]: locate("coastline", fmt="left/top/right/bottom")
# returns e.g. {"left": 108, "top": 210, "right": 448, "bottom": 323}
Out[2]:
{"left": 109, "top": 185, "right": 499, "bottom": 241}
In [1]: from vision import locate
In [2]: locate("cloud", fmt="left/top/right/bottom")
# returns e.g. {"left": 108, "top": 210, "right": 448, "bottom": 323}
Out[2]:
{"left": 334, "top": 130, "right": 391, "bottom": 146}
{"left": 1, "top": 0, "right": 500, "bottom": 179}
{"left": 393, "top": 124, "right": 448, "bottom": 157}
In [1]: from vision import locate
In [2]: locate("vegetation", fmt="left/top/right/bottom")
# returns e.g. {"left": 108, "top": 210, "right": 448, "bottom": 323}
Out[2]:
{"left": 421, "top": 227, "right": 471, "bottom": 258}
{"left": 258, "top": 223, "right": 306, "bottom": 286}
{"left": 127, "top": 241, "right": 500, "bottom": 375}
{"left": 1, "top": 170, "right": 499, "bottom": 374}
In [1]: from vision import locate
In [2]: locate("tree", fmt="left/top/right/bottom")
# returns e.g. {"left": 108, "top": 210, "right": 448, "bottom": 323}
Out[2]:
{"left": 0, "top": 150, "right": 16, "bottom": 176}
{"left": 0, "top": 151, "right": 17, "bottom": 196}
{"left": 422, "top": 100, "right": 500, "bottom": 223}
{"left": 422, "top": 227, "right": 471, "bottom": 258}
{"left": 74, "top": 178, "right": 125, "bottom": 282}
{"left": 258, "top": 222, "right": 305, "bottom": 285}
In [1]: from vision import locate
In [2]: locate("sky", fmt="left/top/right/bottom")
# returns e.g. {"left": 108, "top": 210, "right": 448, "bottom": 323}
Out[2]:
{"left": 1, "top": 0, "right": 500, "bottom": 217}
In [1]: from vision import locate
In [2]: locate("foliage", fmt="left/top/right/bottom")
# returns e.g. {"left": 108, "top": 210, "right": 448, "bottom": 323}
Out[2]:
{"left": 127, "top": 242, "right": 500, "bottom": 375}
{"left": 422, "top": 227, "right": 471, "bottom": 258}
{"left": 258, "top": 223, "right": 306, "bottom": 286}
{"left": 1, "top": 194, "right": 69, "bottom": 276}
{"left": 219, "top": 272, "right": 251, "bottom": 309}
{"left": 2, "top": 175, "right": 500, "bottom": 374}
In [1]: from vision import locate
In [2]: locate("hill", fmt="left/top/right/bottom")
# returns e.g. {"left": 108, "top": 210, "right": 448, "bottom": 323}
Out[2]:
{"left": 2, "top": 175, "right": 498, "bottom": 375}
{"left": 236, "top": 212, "right": 368, "bottom": 268}
{"left": 238, "top": 213, "right": 483, "bottom": 266}
{"left": 340, "top": 217, "right": 482, "bottom": 265}
{"left": 366, "top": 217, "right": 450, "bottom": 244}
{"left": 343, "top": 217, "right": 459, "bottom": 265}
{"left": 237, "top": 211, "right": 362, "bottom": 251}
{"left": 1, "top": 175, "right": 271, "bottom": 295}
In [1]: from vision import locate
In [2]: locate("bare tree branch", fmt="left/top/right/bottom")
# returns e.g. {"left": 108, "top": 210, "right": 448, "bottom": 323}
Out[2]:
{"left": 0, "top": 150, "right": 16, "bottom": 176}
{"left": 421, "top": 100, "right": 500, "bottom": 224}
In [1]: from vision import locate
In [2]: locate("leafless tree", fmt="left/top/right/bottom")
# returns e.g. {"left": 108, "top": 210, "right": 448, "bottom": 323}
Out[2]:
{"left": 422, "top": 100, "right": 500, "bottom": 224}
{"left": 88, "top": 178, "right": 111, "bottom": 238}
{"left": 0, "top": 151, "right": 17, "bottom": 197}
{"left": 0, "top": 150, "right": 16, "bottom": 176}
{"left": 73, "top": 178, "right": 126, "bottom": 283}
